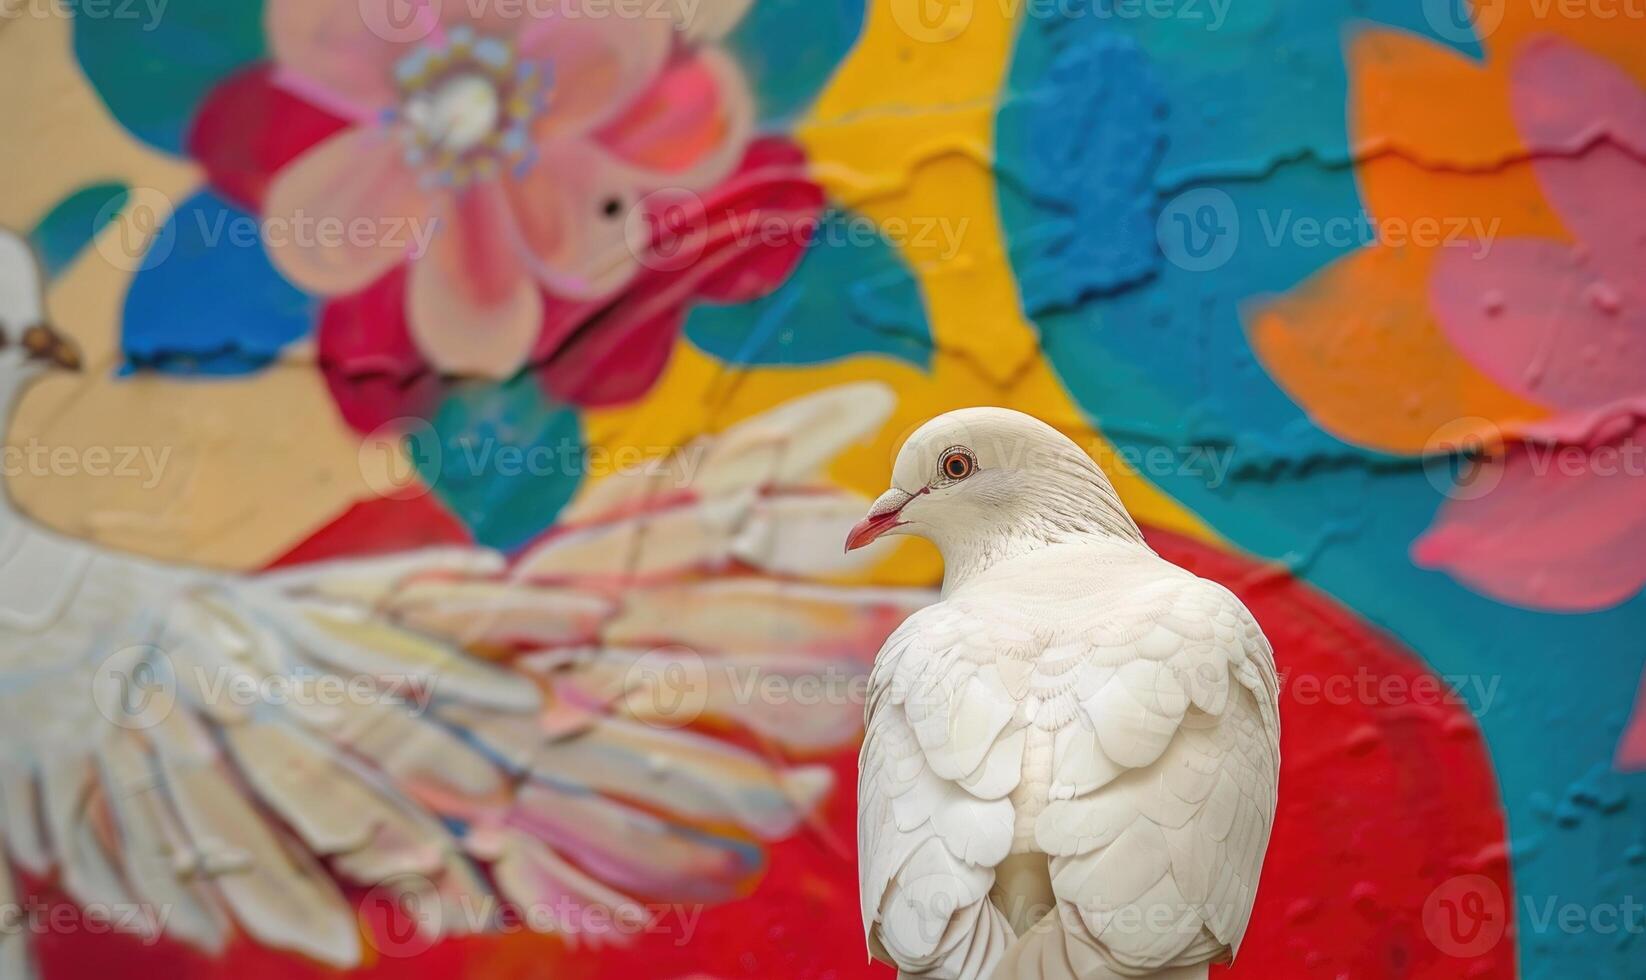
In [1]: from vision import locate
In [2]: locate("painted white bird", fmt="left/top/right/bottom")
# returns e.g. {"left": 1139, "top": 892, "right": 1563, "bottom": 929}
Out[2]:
{"left": 849, "top": 409, "right": 1281, "bottom": 980}
{"left": 0, "top": 228, "right": 919, "bottom": 974}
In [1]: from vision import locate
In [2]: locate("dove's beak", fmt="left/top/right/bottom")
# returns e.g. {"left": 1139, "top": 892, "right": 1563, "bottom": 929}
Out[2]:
{"left": 22, "top": 323, "right": 81, "bottom": 372}
{"left": 845, "top": 487, "right": 925, "bottom": 553}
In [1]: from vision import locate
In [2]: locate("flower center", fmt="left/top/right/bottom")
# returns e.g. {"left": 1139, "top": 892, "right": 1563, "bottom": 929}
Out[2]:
{"left": 391, "top": 26, "right": 547, "bottom": 190}
{"left": 407, "top": 73, "right": 501, "bottom": 154}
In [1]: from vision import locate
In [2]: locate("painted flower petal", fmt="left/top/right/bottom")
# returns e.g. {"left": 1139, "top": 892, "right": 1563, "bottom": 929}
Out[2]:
{"left": 265, "top": 126, "right": 431, "bottom": 296}
{"left": 317, "top": 265, "right": 449, "bottom": 434}
{"left": 1412, "top": 410, "right": 1646, "bottom": 611}
{"left": 408, "top": 185, "right": 544, "bottom": 378}
{"left": 1431, "top": 238, "right": 1646, "bottom": 412}
{"left": 188, "top": 65, "right": 352, "bottom": 213}
{"left": 594, "top": 50, "right": 754, "bottom": 186}
{"left": 1511, "top": 39, "right": 1646, "bottom": 265}
{"left": 266, "top": 0, "right": 410, "bottom": 117}
{"left": 518, "top": 3, "right": 674, "bottom": 137}
{"left": 501, "top": 139, "right": 650, "bottom": 300}
{"left": 1512, "top": 37, "right": 1646, "bottom": 158}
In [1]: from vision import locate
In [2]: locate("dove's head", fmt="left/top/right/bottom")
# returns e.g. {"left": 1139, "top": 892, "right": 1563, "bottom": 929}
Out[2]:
{"left": 846, "top": 408, "right": 1145, "bottom": 578}
{"left": 0, "top": 229, "right": 80, "bottom": 388}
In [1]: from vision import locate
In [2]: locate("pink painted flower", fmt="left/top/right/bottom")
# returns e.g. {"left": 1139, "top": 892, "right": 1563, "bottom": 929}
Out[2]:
{"left": 1421, "top": 37, "right": 1646, "bottom": 767}
{"left": 262, "top": 0, "right": 754, "bottom": 377}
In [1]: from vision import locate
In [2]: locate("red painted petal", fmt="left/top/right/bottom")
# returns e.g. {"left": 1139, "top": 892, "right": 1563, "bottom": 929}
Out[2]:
{"left": 535, "top": 294, "right": 684, "bottom": 408}
{"left": 318, "top": 266, "right": 447, "bottom": 434}
{"left": 689, "top": 136, "right": 824, "bottom": 304}
{"left": 187, "top": 64, "right": 352, "bottom": 213}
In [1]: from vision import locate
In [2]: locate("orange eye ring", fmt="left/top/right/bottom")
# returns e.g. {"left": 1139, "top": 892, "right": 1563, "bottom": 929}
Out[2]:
{"left": 939, "top": 447, "right": 976, "bottom": 481}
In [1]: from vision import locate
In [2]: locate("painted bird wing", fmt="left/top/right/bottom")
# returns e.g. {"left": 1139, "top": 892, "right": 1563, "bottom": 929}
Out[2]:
{"left": 0, "top": 382, "right": 921, "bottom": 974}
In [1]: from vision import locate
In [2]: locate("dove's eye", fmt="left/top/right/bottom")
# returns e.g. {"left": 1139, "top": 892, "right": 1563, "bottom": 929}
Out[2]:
{"left": 939, "top": 447, "right": 976, "bottom": 481}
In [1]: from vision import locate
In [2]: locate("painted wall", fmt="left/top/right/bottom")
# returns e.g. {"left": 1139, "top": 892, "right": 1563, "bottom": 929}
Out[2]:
{"left": 0, "top": 0, "right": 1641, "bottom": 977}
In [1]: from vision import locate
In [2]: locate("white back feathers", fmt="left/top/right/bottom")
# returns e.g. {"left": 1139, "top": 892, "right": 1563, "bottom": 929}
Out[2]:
{"left": 854, "top": 408, "right": 1281, "bottom": 980}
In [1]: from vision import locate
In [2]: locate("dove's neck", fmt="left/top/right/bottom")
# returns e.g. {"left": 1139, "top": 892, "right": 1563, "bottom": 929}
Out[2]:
{"left": 932, "top": 467, "right": 1149, "bottom": 597}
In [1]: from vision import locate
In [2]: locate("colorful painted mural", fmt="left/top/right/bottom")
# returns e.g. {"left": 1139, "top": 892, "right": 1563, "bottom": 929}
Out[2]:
{"left": 0, "top": 1, "right": 1642, "bottom": 978}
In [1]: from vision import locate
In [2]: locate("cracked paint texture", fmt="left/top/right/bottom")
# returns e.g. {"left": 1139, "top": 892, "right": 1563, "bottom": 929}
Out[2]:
{"left": 1, "top": 1, "right": 1642, "bottom": 979}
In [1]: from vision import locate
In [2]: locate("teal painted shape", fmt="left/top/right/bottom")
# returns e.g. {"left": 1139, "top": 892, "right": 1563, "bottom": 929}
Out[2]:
{"left": 684, "top": 209, "right": 931, "bottom": 368}
{"left": 414, "top": 376, "right": 584, "bottom": 552}
{"left": 70, "top": 0, "right": 266, "bottom": 153}
{"left": 28, "top": 182, "right": 128, "bottom": 282}
{"left": 725, "top": 0, "right": 864, "bottom": 126}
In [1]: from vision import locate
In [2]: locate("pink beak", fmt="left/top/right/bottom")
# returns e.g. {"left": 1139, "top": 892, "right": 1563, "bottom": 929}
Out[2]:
{"left": 845, "top": 488, "right": 923, "bottom": 553}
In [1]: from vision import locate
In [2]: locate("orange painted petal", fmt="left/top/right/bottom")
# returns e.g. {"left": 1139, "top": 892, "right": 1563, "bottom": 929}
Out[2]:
{"left": 1349, "top": 30, "right": 1566, "bottom": 243}
{"left": 408, "top": 185, "right": 543, "bottom": 378}
{"left": 594, "top": 51, "right": 754, "bottom": 186}
{"left": 1246, "top": 247, "right": 1547, "bottom": 454}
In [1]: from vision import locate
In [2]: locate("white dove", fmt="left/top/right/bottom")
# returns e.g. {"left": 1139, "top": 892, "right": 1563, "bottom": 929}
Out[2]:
{"left": 0, "top": 228, "right": 918, "bottom": 975}
{"left": 849, "top": 409, "right": 1281, "bottom": 980}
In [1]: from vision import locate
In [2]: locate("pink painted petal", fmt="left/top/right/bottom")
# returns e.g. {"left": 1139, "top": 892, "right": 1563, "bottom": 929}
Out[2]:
{"left": 594, "top": 50, "right": 754, "bottom": 186}
{"left": 1512, "top": 38, "right": 1646, "bottom": 260}
{"left": 1430, "top": 239, "right": 1646, "bottom": 412}
{"left": 501, "top": 140, "right": 650, "bottom": 300}
{"left": 266, "top": 0, "right": 412, "bottom": 116}
{"left": 408, "top": 185, "right": 543, "bottom": 378}
{"left": 518, "top": 4, "right": 673, "bottom": 137}
{"left": 265, "top": 126, "right": 432, "bottom": 295}
{"left": 1513, "top": 37, "right": 1646, "bottom": 158}
{"left": 1412, "top": 410, "right": 1646, "bottom": 610}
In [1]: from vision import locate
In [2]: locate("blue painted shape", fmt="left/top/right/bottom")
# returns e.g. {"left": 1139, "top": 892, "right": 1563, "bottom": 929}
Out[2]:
{"left": 29, "top": 183, "right": 129, "bottom": 282}
{"left": 725, "top": 0, "right": 864, "bottom": 126}
{"left": 121, "top": 189, "right": 316, "bottom": 375}
{"left": 414, "top": 376, "right": 583, "bottom": 552}
{"left": 996, "top": 32, "right": 1166, "bottom": 317}
{"left": 684, "top": 209, "right": 931, "bottom": 368}
{"left": 70, "top": 0, "right": 265, "bottom": 153}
